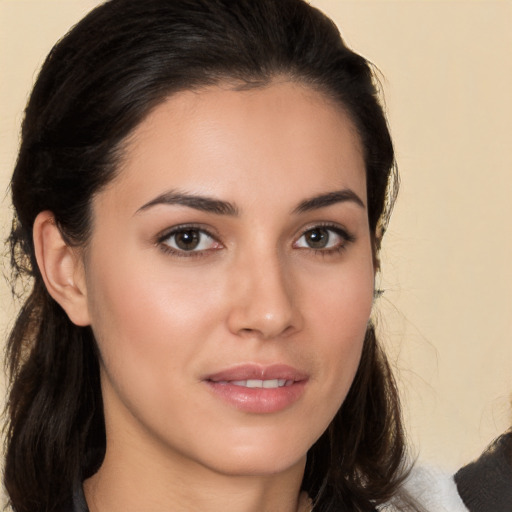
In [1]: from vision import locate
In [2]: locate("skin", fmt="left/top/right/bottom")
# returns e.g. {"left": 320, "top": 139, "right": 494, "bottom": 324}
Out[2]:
{"left": 36, "top": 81, "right": 375, "bottom": 512}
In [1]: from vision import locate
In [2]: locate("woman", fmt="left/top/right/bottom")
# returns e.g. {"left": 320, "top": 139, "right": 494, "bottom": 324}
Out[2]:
{"left": 4, "top": 0, "right": 411, "bottom": 511}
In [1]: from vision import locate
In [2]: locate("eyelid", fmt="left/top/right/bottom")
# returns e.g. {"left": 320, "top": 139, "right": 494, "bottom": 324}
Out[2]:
{"left": 293, "top": 222, "right": 356, "bottom": 251}
{"left": 156, "top": 223, "right": 223, "bottom": 257}
{"left": 297, "top": 222, "right": 355, "bottom": 239}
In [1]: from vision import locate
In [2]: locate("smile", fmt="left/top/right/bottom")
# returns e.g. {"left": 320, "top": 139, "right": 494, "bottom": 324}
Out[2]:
{"left": 204, "top": 364, "right": 308, "bottom": 413}
{"left": 226, "top": 379, "right": 294, "bottom": 388}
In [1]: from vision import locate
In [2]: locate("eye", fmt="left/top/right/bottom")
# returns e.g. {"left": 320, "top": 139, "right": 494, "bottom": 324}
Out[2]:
{"left": 159, "top": 226, "right": 221, "bottom": 255}
{"left": 294, "top": 225, "right": 354, "bottom": 252}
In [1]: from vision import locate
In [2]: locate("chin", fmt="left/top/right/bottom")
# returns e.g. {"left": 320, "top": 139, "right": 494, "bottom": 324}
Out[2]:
{"left": 210, "top": 451, "right": 307, "bottom": 478}
{"left": 195, "top": 431, "right": 312, "bottom": 477}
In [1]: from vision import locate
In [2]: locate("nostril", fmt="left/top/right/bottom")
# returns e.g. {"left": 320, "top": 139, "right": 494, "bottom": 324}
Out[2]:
{"left": 226, "top": 271, "right": 302, "bottom": 339}
{"left": 236, "top": 324, "right": 297, "bottom": 340}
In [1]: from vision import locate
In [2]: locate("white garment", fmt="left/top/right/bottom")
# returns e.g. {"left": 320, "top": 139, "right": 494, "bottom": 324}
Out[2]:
{"left": 381, "top": 464, "right": 468, "bottom": 512}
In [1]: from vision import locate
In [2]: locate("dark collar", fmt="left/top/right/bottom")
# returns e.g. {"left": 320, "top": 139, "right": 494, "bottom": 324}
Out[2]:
{"left": 64, "top": 483, "right": 89, "bottom": 512}
{"left": 75, "top": 484, "right": 89, "bottom": 512}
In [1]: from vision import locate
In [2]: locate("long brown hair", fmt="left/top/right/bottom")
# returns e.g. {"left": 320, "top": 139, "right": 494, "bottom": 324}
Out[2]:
{"left": 4, "top": 1, "right": 406, "bottom": 511}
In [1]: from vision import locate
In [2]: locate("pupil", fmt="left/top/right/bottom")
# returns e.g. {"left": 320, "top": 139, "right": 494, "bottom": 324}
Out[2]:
{"left": 176, "top": 230, "right": 200, "bottom": 250}
{"left": 307, "top": 228, "right": 328, "bottom": 249}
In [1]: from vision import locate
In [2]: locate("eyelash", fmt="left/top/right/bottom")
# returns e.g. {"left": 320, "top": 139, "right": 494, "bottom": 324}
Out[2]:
{"left": 293, "top": 223, "right": 356, "bottom": 257}
{"left": 156, "top": 224, "right": 221, "bottom": 258}
{"left": 156, "top": 223, "right": 356, "bottom": 258}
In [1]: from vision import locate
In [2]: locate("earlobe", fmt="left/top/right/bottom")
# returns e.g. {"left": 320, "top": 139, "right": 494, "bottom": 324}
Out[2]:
{"left": 33, "top": 211, "right": 91, "bottom": 326}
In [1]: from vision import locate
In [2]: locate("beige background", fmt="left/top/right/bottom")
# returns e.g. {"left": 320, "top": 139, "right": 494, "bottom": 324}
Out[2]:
{"left": 1, "top": 0, "right": 511, "bottom": 498}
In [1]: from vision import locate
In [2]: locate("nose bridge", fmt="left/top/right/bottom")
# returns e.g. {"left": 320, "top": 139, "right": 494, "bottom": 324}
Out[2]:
{"left": 227, "top": 246, "right": 300, "bottom": 339}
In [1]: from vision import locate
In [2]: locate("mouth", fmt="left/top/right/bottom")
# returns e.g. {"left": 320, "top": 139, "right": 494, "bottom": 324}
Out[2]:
{"left": 227, "top": 379, "right": 294, "bottom": 388}
{"left": 205, "top": 363, "right": 308, "bottom": 383}
{"left": 204, "top": 364, "right": 308, "bottom": 414}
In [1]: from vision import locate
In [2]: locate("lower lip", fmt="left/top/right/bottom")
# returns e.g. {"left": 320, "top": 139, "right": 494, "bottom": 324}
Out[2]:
{"left": 205, "top": 380, "right": 307, "bottom": 414}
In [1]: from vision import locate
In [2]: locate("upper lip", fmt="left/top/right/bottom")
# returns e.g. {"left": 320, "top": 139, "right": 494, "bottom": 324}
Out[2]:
{"left": 204, "top": 364, "right": 309, "bottom": 383}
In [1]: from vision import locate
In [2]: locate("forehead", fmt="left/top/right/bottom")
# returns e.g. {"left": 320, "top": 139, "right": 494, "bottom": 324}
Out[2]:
{"left": 102, "top": 81, "right": 366, "bottom": 212}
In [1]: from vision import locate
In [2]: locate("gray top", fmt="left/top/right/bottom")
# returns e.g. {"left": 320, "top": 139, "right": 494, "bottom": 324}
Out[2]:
{"left": 455, "top": 432, "right": 512, "bottom": 512}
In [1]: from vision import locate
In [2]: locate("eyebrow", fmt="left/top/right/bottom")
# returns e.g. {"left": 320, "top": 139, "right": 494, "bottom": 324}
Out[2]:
{"left": 136, "top": 188, "right": 364, "bottom": 217}
{"left": 293, "top": 189, "right": 365, "bottom": 213}
{"left": 136, "top": 191, "right": 239, "bottom": 216}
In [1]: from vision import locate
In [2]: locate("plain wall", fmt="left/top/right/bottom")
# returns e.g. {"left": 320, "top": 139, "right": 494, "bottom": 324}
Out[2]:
{"left": 1, "top": 0, "right": 511, "bottom": 501}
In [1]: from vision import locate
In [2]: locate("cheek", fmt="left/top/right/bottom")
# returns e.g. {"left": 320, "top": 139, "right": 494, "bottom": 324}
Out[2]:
{"left": 303, "top": 255, "right": 374, "bottom": 338}
{"left": 84, "top": 248, "right": 224, "bottom": 387}
{"left": 300, "top": 257, "right": 374, "bottom": 402}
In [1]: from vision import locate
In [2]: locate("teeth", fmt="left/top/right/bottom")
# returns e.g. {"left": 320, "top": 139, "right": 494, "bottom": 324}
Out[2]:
{"left": 231, "top": 379, "right": 290, "bottom": 388}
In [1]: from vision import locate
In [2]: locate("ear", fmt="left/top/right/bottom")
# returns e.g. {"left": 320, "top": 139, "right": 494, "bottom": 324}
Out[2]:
{"left": 33, "top": 211, "right": 91, "bottom": 326}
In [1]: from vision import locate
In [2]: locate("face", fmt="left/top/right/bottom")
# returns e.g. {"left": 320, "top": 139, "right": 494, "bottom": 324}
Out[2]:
{"left": 80, "top": 81, "right": 375, "bottom": 478}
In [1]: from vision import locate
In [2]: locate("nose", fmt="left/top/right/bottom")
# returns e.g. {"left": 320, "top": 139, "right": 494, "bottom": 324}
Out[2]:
{"left": 226, "top": 254, "right": 303, "bottom": 340}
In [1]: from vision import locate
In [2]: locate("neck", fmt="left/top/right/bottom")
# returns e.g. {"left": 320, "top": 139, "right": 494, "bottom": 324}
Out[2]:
{"left": 83, "top": 439, "right": 308, "bottom": 512}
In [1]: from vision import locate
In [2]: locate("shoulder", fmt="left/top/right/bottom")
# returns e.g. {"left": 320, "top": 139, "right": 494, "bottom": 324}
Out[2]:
{"left": 455, "top": 432, "right": 512, "bottom": 512}
{"left": 380, "top": 463, "right": 468, "bottom": 512}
